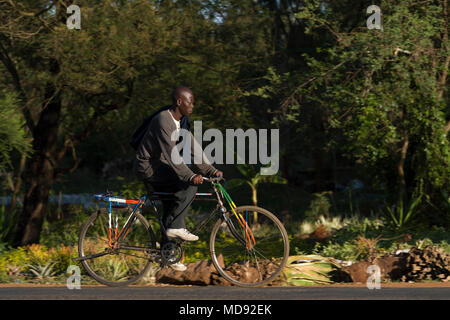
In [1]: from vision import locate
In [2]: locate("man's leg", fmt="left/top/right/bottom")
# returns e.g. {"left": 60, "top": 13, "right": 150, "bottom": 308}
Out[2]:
{"left": 147, "top": 180, "right": 197, "bottom": 231}
{"left": 166, "top": 181, "right": 198, "bottom": 229}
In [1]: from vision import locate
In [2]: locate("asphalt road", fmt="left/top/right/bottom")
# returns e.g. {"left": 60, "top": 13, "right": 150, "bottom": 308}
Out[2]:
{"left": 2, "top": 285, "right": 446, "bottom": 320}
{"left": 1, "top": 285, "right": 449, "bottom": 300}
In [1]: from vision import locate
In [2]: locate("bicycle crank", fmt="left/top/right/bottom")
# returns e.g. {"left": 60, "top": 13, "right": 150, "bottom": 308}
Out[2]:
{"left": 160, "top": 241, "right": 183, "bottom": 265}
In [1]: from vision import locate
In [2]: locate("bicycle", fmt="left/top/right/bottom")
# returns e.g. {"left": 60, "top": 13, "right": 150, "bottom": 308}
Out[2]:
{"left": 76, "top": 176, "right": 289, "bottom": 287}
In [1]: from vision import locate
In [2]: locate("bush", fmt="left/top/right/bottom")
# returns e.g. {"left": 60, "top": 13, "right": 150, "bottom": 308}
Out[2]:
{"left": 312, "top": 241, "right": 359, "bottom": 262}
{"left": 291, "top": 213, "right": 450, "bottom": 263}
{"left": 0, "top": 244, "right": 79, "bottom": 283}
{"left": 0, "top": 247, "right": 31, "bottom": 274}
{"left": 304, "top": 192, "right": 332, "bottom": 221}
{"left": 50, "top": 245, "right": 79, "bottom": 275}
{"left": 40, "top": 204, "right": 92, "bottom": 247}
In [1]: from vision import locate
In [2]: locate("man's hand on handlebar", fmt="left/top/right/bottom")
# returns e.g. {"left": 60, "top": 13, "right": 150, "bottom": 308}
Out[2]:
{"left": 191, "top": 170, "right": 224, "bottom": 185}
{"left": 191, "top": 174, "right": 204, "bottom": 185}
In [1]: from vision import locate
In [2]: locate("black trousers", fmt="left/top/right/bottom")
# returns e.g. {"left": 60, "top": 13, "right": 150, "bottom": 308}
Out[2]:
{"left": 145, "top": 178, "right": 197, "bottom": 230}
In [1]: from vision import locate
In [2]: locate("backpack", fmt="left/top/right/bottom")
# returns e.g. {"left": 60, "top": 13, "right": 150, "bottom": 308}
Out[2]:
{"left": 129, "top": 105, "right": 191, "bottom": 151}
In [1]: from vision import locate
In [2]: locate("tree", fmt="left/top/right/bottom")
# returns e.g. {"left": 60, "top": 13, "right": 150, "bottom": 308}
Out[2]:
{"left": 245, "top": 0, "right": 449, "bottom": 223}
{"left": 0, "top": 93, "right": 31, "bottom": 172}
{"left": 292, "top": 0, "right": 449, "bottom": 218}
{"left": 0, "top": 0, "right": 176, "bottom": 245}
{"left": 226, "top": 162, "right": 287, "bottom": 224}
{"left": 227, "top": 163, "right": 288, "bottom": 207}
{"left": 0, "top": 0, "right": 277, "bottom": 245}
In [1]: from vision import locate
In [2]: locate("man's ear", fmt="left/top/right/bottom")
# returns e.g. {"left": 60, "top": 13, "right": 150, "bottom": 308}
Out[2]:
{"left": 176, "top": 98, "right": 182, "bottom": 106}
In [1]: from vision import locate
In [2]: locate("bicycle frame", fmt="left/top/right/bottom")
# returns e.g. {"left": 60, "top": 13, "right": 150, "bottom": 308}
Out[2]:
{"left": 79, "top": 179, "right": 288, "bottom": 287}
{"left": 94, "top": 178, "right": 255, "bottom": 251}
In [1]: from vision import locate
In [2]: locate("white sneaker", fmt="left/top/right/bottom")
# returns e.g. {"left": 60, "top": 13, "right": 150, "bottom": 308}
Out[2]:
{"left": 166, "top": 228, "right": 199, "bottom": 241}
{"left": 169, "top": 262, "right": 187, "bottom": 272}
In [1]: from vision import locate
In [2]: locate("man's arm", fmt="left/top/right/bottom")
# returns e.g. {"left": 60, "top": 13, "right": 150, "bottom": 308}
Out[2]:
{"left": 153, "top": 114, "right": 197, "bottom": 182}
{"left": 188, "top": 132, "right": 219, "bottom": 177}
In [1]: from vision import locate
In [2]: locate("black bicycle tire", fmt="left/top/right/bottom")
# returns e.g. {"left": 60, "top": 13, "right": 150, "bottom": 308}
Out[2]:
{"left": 78, "top": 209, "right": 157, "bottom": 287}
{"left": 209, "top": 205, "right": 289, "bottom": 287}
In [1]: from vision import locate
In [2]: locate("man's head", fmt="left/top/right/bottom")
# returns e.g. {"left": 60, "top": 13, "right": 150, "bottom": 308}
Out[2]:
{"left": 171, "top": 86, "right": 194, "bottom": 117}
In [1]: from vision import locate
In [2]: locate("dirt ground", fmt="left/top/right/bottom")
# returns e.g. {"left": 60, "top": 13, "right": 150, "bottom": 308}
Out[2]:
{"left": 0, "top": 281, "right": 449, "bottom": 288}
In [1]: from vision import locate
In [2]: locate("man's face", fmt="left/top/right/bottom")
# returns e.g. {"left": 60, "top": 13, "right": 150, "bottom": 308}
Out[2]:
{"left": 176, "top": 90, "right": 194, "bottom": 116}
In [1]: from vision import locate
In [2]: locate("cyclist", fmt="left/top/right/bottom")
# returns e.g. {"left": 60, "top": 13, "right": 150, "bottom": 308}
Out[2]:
{"left": 133, "top": 86, "right": 222, "bottom": 271}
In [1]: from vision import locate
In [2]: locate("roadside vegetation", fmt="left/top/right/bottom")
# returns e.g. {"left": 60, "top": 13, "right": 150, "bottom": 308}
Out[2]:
{"left": 0, "top": 180, "right": 448, "bottom": 285}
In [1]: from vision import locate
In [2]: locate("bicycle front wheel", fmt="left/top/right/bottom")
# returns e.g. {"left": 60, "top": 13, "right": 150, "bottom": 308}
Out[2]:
{"left": 78, "top": 208, "right": 157, "bottom": 286}
{"left": 209, "top": 206, "right": 289, "bottom": 287}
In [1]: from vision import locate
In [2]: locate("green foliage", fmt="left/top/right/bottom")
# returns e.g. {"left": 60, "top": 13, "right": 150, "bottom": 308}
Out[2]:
{"left": 292, "top": 215, "right": 450, "bottom": 262}
{"left": 283, "top": 255, "right": 341, "bottom": 286}
{"left": 304, "top": 192, "right": 332, "bottom": 221}
{"left": 0, "top": 205, "right": 19, "bottom": 248}
{"left": 262, "top": 0, "right": 450, "bottom": 222}
{"left": 101, "top": 259, "right": 128, "bottom": 282}
{"left": 0, "top": 244, "right": 79, "bottom": 283}
{"left": 0, "top": 93, "right": 31, "bottom": 171}
{"left": 183, "top": 240, "right": 210, "bottom": 264}
{"left": 40, "top": 205, "right": 92, "bottom": 248}
{"left": 226, "top": 163, "right": 287, "bottom": 206}
{"left": 312, "top": 241, "right": 359, "bottom": 262}
{"left": 383, "top": 195, "right": 422, "bottom": 230}
{"left": 0, "top": 0, "right": 447, "bottom": 248}
{"left": 48, "top": 245, "right": 79, "bottom": 275}
{"left": 0, "top": 247, "right": 31, "bottom": 275}
{"left": 116, "top": 177, "right": 146, "bottom": 200}
{"left": 26, "top": 262, "right": 56, "bottom": 280}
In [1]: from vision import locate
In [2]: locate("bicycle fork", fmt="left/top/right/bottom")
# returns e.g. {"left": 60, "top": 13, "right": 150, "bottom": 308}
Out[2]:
{"left": 213, "top": 184, "right": 256, "bottom": 250}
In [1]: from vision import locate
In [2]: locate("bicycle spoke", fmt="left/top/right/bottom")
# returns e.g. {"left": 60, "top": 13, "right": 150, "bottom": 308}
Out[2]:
{"left": 79, "top": 209, "right": 156, "bottom": 286}
{"left": 117, "top": 250, "right": 151, "bottom": 260}
{"left": 250, "top": 247, "right": 284, "bottom": 270}
{"left": 210, "top": 206, "right": 289, "bottom": 286}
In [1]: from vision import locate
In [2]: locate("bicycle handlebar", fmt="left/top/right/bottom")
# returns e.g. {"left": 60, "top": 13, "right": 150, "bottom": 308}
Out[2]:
{"left": 202, "top": 176, "right": 225, "bottom": 184}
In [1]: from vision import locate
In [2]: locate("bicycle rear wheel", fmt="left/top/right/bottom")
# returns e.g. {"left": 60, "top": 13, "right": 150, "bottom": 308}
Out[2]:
{"left": 78, "top": 208, "right": 157, "bottom": 286}
{"left": 209, "top": 206, "right": 289, "bottom": 287}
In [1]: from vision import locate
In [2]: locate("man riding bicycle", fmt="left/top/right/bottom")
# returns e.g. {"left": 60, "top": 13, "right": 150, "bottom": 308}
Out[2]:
{"left": 133, "top": 86, "right": 222, "bottom": 271}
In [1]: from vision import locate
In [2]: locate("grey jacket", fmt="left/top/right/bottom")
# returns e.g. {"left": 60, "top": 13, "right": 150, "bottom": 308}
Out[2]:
{"left": 134, "top": 110, "right": 217, "bottom": 183}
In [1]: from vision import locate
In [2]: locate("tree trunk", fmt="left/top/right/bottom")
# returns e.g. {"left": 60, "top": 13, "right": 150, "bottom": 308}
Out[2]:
{"left": 14, "top": 87, "right": 61, "bottom": 246}
{"left": 440, "top": 0, "right": 449, "bottom": 134}
{"left": 18, "top": 160, "right": 54, "bottom": 246}
{"left": 8, "top": 154, "right": 26, "bottom": 213}
{"left": 251, "top": 185, "right": 258, "bottom": 207}
{"left": 251, "top": 184, "right": 259, "bottom": 224}
{"left": 397, "top": 135, "right": 409, "bottom": 201}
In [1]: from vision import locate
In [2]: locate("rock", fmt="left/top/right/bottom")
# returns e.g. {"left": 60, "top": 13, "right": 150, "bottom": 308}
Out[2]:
{"left": 310, "top": 225, "right": 331, "bottom": 240}
{"left": 155, "top": 255, "right": 227, "bottom": 286}
{"left": 339, "top": 261, "right": 372, "bottom": 283}
{"left": 338, "top": 256, "right": 406, "bottom": 283}
{"left": 337, "top": 245, "right": 450, "bottom": 284}
{"left": 155, "top": 255, "right": 281, "bottom": 286}
{"left": 224, "top": 262, "right": 260, "bottom": 283}
{"left": 155, "top": 259, "right": 218, "bottom": 286}
{"left": 183, "top": 259, "right": 216, "bottom": 284}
